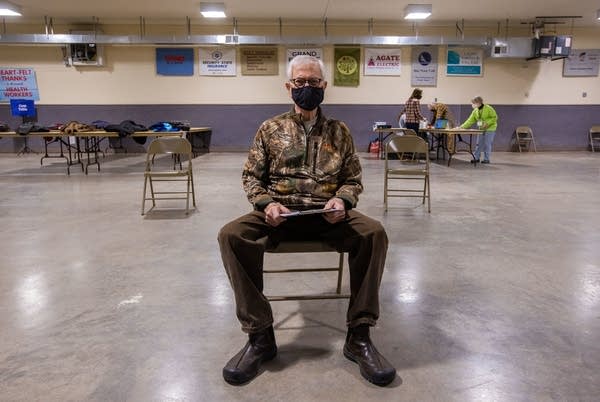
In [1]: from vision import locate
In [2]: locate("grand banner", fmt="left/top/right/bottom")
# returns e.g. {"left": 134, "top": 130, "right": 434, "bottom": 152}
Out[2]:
{"left": 286, "top": 48, "right": 323, "bottom": 73}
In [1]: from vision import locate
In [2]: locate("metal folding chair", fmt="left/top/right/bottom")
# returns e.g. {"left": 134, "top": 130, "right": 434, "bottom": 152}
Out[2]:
{"left": 141, "top": 137, "right": 196, "bottom": 215}
{"left": 384, "top": 134, "right": 431, "bottom": 212}
{"left": 513, "top": 126, "right": 537, "bottom": 152}
{"left": 589, "top": 125, "right": 600, "bottom": 152}
{"left": 264, "top": 240, "right": 349, "bottom": 301}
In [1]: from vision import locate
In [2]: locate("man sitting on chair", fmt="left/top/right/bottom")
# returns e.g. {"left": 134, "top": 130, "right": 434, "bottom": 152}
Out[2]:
{"left": 218, "top": 55, "right": 396, "bottom": 386}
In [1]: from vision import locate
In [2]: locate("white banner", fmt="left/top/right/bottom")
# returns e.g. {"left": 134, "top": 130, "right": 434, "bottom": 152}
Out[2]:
{"left": 363, "top": 48, "right": 401, "bottom": 76}
{"left": 286, "top": 48, "right": 323, "bottom": 74}
{"left": 411, "top": 46, "right": 438, "bottom": 87}
{"left": 199, "top": 47, "right": 236, "bottom": 76}
{"left": 563, "top": 49, "right": 600, "bottom": 77}
{"left": 0, "top": 67, "right": 40, "bottom": 100}
{"left": 286, "top": 48, "right": 322, "bottom": 62}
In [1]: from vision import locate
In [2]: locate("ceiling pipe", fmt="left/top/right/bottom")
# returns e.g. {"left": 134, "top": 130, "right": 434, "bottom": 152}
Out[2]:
{"left": 93, "top": 16, "right": 99, "bottom": 38}
{"left": 456, "top": 19, "right": 464, "bottom": 40}
{"left": 139, "top": 16, "right": 146, "bottom": 39}
{"left": 278, "top": 17, "right": 282, "bottom": 39}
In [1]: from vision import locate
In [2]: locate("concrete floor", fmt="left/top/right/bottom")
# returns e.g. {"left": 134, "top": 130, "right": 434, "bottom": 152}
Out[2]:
{"left": 0, "top": 150, "right": 599, "bottom": 401}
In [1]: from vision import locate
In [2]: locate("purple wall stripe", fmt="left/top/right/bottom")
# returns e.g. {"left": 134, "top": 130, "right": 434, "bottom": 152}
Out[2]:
{"left": 1, "top": 104, "right": 599, "bottom": 152}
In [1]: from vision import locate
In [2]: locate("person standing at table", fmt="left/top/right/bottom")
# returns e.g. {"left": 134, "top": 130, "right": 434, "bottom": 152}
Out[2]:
{"left": 459, "top": 96, "right": 498, "bottom": 164}
{"left": 398, "top": 88, "right": 428, "bottom": 140}
{"left": 428, "top": 101, "right": 457, "bottom": 154}
{"left": 428, "top": 101, "right": 455, "bottom": 128}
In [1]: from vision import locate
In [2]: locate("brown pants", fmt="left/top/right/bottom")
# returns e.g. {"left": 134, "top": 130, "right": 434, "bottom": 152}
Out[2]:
{"left": 218, "top": 210, "right": 388, "bottom": 333}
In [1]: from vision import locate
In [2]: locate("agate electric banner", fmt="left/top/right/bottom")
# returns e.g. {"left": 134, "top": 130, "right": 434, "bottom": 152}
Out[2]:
{"left": 364, "top": 48, "right": 401, "bottom": 76}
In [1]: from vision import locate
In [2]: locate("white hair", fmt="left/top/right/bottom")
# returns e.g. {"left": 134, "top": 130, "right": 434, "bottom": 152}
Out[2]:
{"left": 287, "top": 55, "right": 325, "bottom": 79}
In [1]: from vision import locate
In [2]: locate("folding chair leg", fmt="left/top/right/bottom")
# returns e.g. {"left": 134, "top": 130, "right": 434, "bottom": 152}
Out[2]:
{"left": 148, "top": 177, "right": 156, "bottom": 207}
{"left": 336, "top": 252, "right": 344, "bottom": 294}
{"left": 190, "top": 171, "right": 196, "bottom": 207}
{"left": 383, "top": 173, "right": 388, "bottom": 211}
{"left": 141, "top": 176, "right": 148, "bottom": 215}
{"left": 426, "top": 175, "right": 431, "bottom": 213}
{"left": 185, "top": 176, "right": 190, "bottom": 214}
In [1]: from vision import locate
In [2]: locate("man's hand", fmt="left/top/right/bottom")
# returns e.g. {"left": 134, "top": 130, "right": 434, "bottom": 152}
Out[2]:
{"left": 264, "top": 202, "right": 290, "bottom": 227}
{"left": 323, "top": 197, "right": 346, "bottom": 224}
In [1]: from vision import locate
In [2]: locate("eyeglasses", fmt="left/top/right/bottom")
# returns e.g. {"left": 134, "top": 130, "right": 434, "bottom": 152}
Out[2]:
{"left": 289, "top": 78, "right": 323, "bottom": 87}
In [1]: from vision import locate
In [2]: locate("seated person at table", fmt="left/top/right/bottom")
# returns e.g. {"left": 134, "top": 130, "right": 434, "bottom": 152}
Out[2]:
{"left": 218, "top": 55, "right": 396, "bottom": 387}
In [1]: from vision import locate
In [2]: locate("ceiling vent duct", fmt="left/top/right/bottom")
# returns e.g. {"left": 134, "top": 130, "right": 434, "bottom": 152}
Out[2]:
{"left": 67, "top": 31, "right": 104, "bottom": 66}
{"left": 0, "top": 33, "right": 489, "bottom": 47}
{"left": 487, "top": 37, "right": 534, "bottom": 58}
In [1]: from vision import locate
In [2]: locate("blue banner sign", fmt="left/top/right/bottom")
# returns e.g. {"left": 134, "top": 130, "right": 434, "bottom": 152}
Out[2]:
{"left": 156, "top": 48, "right": 194, "bottom": 76}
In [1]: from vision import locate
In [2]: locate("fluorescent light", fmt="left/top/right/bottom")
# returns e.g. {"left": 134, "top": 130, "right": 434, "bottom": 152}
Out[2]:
{"left": 200, "top": 2, "right": 226, "bottom": 18}
{"left": 0, "top": 1, "right": 22, "bottom": 16}
{"left": 597, "top": 9, "right": 600, "bottom": 20}
{"left": 404, "top": 4, "right": 432, "bottom": 20}
{"left": 202, "top": 11, "right": 226, "bottom": 18}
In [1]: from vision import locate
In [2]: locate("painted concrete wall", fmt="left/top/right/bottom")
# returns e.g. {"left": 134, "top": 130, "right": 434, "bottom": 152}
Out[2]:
{"left": 1, "top": 42, "right": 600, "bottom": 105}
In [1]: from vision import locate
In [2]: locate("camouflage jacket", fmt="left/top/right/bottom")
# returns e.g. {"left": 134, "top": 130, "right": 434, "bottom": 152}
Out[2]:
{"left": 242, "top": 108, "right": 363, "bottom": 211}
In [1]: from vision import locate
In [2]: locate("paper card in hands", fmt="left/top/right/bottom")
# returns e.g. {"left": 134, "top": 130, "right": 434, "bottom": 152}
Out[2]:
{"left": 280, "top": 208, "right": 338, "bottom": 218}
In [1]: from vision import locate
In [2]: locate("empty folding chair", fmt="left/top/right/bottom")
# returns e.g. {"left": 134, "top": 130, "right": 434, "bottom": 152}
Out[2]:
{"left": 384, "top": 134, "right": 431, "bottom": 212}
{"left": 141, "top": 137, "right": 196, "bottom": 215}
{"left": 589, "top": 125, "right": 600, "bottom": 152}
{"left": 513, "top": 126, "right": 537, "bottom": 152}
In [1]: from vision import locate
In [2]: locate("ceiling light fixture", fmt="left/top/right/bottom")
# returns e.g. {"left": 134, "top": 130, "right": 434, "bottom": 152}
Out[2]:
{"left": 200, "top": 2, "right": 226, "bottom": 18}
{"left": 0, "top": 1, "right": 22, "bottom": 16}
{"left": 597, "top": 9, "right": 600, "bottom": 20}
{"left": 404, "top": 4, "right": 432, "bottom": 20}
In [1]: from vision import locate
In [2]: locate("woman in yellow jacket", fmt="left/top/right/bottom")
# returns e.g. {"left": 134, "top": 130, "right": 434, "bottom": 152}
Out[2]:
{"left": 459, "top": 96, "right": 498, "bottom": 164}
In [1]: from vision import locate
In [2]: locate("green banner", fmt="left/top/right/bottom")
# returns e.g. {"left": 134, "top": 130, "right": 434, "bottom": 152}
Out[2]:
{"left": 334, "top": 47, "right": 360, "bottom": 87}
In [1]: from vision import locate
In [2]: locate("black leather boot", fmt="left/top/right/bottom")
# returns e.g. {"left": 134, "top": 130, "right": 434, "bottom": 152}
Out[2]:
{"left": 343, "top": 324, "right": 396, "bottom": 386}
{"left": 223, "top": 326, "right": 277, "bottom": 385}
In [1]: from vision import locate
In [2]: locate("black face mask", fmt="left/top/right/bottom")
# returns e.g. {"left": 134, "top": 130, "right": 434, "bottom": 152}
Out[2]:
{"left": 291, "top": 86, "right": 324, "bottom": 111}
